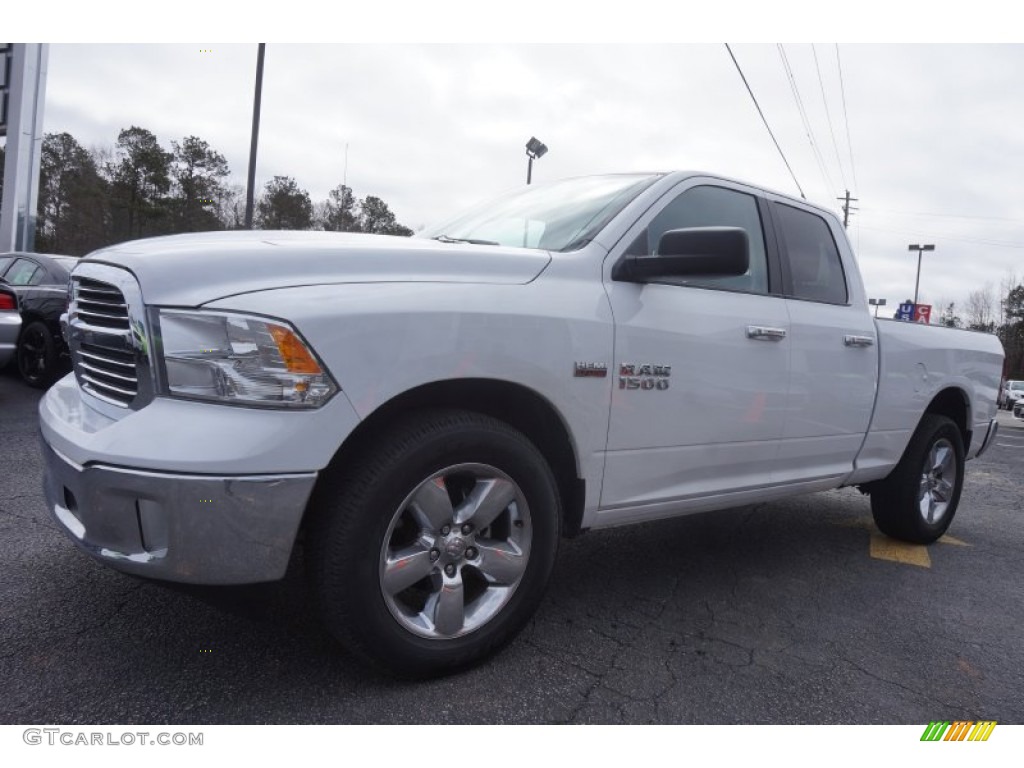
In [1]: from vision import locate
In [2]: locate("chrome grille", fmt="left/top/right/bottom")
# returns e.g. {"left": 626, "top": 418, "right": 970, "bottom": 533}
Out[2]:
{"left": 73, "top": 278, "right": 130, "bottom": 330}
{"left": 67, "top": 266, "right": 153, "bottom": 410}
{"left": 76, "top": 342, "right": 139, "bottom": 401}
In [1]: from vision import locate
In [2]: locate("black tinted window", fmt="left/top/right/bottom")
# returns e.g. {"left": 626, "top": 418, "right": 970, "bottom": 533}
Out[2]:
{"left": 644, "top": 185, "right": 768, "bottom": 294}
{"left": 5, "top": 258, "right": 42, "bottom": 286}
{"left": 775, "top": 204, "right": 848, "bottom": 304}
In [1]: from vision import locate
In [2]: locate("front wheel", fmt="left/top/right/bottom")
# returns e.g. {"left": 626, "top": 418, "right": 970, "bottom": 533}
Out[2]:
{"left": 306, "top": 409, "right": 561, "bottom": 677}
{"left": 870, "top": 414, "right": 964, "bottom": 544}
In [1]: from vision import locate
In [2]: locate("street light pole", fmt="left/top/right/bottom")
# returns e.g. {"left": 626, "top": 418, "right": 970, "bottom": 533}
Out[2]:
{"left": 244, "top": 43, "right": 266, "bottom": 230}
{"left": 525, "top": 136, "right": 548, "bottom": 185}
{"left": 908, "top": 243, "right": 935, "bottom": 308}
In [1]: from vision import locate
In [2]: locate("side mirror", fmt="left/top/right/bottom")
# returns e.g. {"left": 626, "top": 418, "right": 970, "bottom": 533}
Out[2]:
{"left": 613, "top": 226, "right": 750, "bottom": 282}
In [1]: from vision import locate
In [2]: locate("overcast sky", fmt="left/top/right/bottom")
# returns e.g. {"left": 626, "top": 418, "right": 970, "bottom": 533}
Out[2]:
{"left": 6, "top": 15, "right": 1023, "bottom": 317}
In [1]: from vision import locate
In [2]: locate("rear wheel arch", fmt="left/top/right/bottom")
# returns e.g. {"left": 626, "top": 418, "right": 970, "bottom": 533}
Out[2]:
{"left": 923, "top": 387, "right": 971, "bottom": 452}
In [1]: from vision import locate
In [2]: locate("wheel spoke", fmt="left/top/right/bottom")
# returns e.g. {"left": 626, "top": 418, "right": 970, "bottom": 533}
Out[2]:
{"left": 409, "top": 478, "right": 454, "bottom": 531}
{"left": 431, "top": 573, "right": 465, "bottom": 635}
{"left": 455, "top": 478, "right": 516, "bottom": 528}
{"left": 935, "top": 446, "right": 954, "bottom": 477}
{"left": 382, "top": 545, "right": 435, "bottom": 595}
{"left": 474, "top": 540, "right": 526, "bottom": 585}
{"left": 918, "top": 484, "right": 932, "bottom": 520}
{"left": 933, "top": 478, "right": 954, "bottom": 503}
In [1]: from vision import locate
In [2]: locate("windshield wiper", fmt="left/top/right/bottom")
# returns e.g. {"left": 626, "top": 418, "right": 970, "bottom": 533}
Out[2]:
{"left": 431, "top": 234, "right": 501, "bottom": 246}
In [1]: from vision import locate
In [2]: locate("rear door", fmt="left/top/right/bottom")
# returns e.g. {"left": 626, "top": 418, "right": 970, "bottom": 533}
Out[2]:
{"left": 600, "top": 179, "right": 792, "bottom": 516}
{"left": 767, "top": 198, "right": 878, "bottom": 483}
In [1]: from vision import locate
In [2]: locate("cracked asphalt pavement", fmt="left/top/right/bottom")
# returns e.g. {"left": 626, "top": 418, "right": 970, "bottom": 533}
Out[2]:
{"left": 3, "top": 369, "right": 1023, "bottom": 724}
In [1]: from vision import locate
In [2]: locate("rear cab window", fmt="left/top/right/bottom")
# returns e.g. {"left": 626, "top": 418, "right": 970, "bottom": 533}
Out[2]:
{"left": 773, "top": 203, "right": 848, "bottom": 304}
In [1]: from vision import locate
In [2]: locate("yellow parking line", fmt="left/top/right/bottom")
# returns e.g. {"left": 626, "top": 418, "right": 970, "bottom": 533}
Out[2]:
{"left": 869, "top": 533, "right": 932, "bottom": 568}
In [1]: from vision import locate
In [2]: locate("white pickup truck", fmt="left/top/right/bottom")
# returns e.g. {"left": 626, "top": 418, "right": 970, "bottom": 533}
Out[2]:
{"left": 40, "top": 172, "right": 1003, "bottom": 676}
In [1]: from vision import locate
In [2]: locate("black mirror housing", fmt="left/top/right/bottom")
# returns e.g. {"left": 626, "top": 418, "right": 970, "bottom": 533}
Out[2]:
{"left": 613, "top": 226, "right": 750, "bottom": 282}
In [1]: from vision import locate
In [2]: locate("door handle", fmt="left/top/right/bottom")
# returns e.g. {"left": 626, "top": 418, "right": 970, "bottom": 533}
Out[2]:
{"left": 746, "top": 325, "right": 787, "bottom": 341}
{"left": 844, "top": 334, "right": 875, "bottom": 347}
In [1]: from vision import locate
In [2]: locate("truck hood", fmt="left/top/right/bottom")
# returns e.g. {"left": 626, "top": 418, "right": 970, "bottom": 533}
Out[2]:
{"left": 81, "top": 230, "right": 552, "bottom": 306}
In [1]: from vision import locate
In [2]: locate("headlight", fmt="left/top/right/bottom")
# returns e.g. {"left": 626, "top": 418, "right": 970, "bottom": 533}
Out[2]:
{"left": 156, "top": 309, "right": 338, "bottom": 408}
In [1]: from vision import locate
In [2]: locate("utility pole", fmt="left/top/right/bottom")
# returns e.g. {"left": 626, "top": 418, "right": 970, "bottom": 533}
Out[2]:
{"left": 837, "top": 189, "right": 859, "bottom": 229}
{"left": 244, "top": 43, "right": 266, "bottom": 230}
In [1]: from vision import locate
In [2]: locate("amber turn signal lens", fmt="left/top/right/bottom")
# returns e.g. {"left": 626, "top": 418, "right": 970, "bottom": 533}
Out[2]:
{"left": 268, "top": 325, "right": 323, "bottom": 374}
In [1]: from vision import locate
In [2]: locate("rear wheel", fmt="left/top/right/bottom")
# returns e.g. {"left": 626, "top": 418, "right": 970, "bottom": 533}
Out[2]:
{"left": 306, "top": 409, "right": 561, "bottom": 677}
{"left": 870, "top": 414, "right": 964, "bottom": 544}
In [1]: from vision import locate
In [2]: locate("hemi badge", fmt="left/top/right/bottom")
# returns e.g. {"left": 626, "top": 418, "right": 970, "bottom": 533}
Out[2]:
{"left": 574, "top": 362, "right": 608, "bottom": 378}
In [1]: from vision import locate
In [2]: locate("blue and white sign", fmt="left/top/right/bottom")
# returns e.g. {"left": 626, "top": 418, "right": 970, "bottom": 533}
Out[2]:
{"left": 897, "top": 302, "right": 916, "bottom": 321}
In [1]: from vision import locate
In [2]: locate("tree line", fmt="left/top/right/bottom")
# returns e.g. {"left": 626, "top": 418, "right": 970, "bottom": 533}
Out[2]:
{"left": 936, "top": 279, "right": 1024, "bottom": 379}
{"left": 1, "top": 126, "right": 412, "bottom": 258}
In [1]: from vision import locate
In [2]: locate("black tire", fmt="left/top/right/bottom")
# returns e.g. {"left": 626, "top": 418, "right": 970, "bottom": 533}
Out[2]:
{"left": 16, "top": 321, "right": 60, "bottom": 389}
{"left": 306, "top": 409, "right": 561, "bottom": 677}
{"left": 870, "top": 414, "right": 964, "bottom": 544}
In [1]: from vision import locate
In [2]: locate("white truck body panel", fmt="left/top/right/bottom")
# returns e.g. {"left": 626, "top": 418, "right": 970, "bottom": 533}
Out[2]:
{"left": 38, "top": 170, "right": 1004, "bottom": 580}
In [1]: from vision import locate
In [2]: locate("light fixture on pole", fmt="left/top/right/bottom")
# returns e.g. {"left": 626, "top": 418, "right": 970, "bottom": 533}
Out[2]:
{"left": 525, "top": 137, "right": 548, "bottom": 185}
{"left": 908, "top": 243, "right": 935, "bottom": 308}
{"left": 868, "top": 298, "right": 887, "bottom": 318}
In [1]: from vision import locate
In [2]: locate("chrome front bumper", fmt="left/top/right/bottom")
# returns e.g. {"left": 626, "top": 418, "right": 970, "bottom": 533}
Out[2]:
{"left": 42, "top": 439, "right": 317, "bottom": 584}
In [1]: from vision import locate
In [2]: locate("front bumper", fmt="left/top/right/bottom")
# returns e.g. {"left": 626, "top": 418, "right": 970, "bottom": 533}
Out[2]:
{"left": 42, "top": 439, "right": 316, "bottom": 584}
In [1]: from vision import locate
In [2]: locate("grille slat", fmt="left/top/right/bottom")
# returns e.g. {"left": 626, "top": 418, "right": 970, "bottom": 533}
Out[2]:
{"left": 80, "top": 372, "right": 137, "bottom": 397}
{"left": 78, "top": 359, "right": 138, "bottom": 384}
{"left": 70, "top": 276, "right": 142, "bottom": 406}
{"left": 77, "top": 348, "right": 135, "bottom": 370}
{"left": 77, "top": 298, "right": 128, "bottom": 311}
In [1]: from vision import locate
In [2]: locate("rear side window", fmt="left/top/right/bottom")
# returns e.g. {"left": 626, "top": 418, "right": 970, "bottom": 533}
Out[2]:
{"left": 5, "top": 258, "right": 42, "bottom": 286}
{"left": 775, "top": 203, "right": 848, "bottom": 304}
{"left": 0, "top": 256, "right": 13, "bottom": 276}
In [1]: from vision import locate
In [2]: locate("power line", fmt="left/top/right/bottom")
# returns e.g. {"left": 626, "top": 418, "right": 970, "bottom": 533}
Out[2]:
{"left": 813, "top": 44, "right": 848, "bottom": 191}
{"left": 859, "top": 223, "right": 1024, "bottom": 249}
{"left": 724, "top": 43, "right": 805, "bottom": 199}
{"left": 860, "top": 207, "right": 1024, "bottom": 224}
{"left": 778, "top": 44, "right": 836, "bottom": 199}
{"left": 835, "top": 45, "right": 859, "bottom": 192}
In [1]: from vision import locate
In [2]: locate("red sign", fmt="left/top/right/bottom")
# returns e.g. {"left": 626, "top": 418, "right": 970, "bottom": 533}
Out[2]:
{"left": 914, "top": 304, "right": 932, "bottom": 324}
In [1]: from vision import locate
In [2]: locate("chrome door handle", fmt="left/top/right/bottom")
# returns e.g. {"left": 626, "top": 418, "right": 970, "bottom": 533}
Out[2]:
{"left": 844, "top": 335, "right": 875, "bottom": 347}
{"left": 746, "top": 326, "right": 787, "bottom": 341}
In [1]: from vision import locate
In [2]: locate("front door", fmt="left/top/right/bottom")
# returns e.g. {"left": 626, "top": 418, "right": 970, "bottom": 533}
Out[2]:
{"left": 599, "top": 180, "right": 792, "bottom": 520}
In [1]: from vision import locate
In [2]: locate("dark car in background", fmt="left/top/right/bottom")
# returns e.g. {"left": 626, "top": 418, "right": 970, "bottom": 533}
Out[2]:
{"left": 0, "top": 252, "right": 79, "bottom": 387}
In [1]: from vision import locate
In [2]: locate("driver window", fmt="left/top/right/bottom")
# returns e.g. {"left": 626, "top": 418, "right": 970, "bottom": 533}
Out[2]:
{"left": 641, "top": 185, "right": 769, "bottom": 294}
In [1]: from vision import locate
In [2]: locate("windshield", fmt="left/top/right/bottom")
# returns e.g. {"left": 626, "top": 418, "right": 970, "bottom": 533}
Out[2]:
{"left": 420, "top": 174, "right": 662, "bottom": 252}
{"left": 1011, "top": 382, "right": 1024, "bottom": 391}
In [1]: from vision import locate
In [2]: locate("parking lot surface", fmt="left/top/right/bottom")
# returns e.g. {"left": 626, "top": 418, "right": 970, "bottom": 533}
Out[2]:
{"left": 2, "top": 370, "right": 1022, "bottom": 724}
